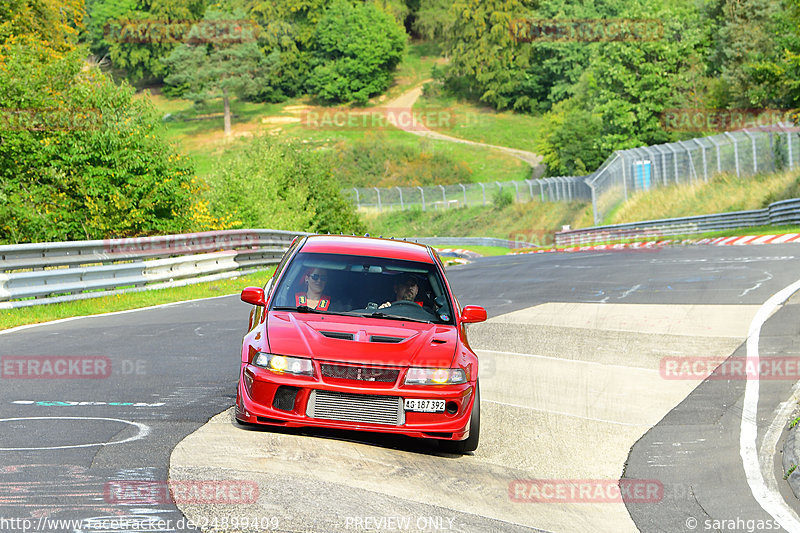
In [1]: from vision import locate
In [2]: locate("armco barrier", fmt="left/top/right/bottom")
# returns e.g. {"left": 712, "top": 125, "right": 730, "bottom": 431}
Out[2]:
{"left": 0, "top": 231, "right": 538, "bottom": 309}
{"left": 555, "top": 197, "right": 800, "bottom": 245}
{"left": 0, "top": 229, "right": 308, "bottom": 308}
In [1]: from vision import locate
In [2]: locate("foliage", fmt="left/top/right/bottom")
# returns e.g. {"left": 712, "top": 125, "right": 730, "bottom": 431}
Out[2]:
{"left": 162, "top": 9, "right": 265, "bottom": 134}
{"left": 305, "top": 0, "right": 407, "bottom": 104}
{"left": 0, "top": 0, "right": 84, "bottom": 52}
{"left": 208, "top": 136, "right": 366, "bottom": 234}
{"left": 328, "top": 134, "right": 473, "bottom": 187}
{"left": 102, "top": 0, "right": 208, "bottom": 83}
{"left": 0, "top": 38, "right": 210, "bottom": 244}
{"left": 492, "top": 187, "right": 513, "bottom": 209}
{"left": 535, "top": 98, "right": 605, "bottom": 177}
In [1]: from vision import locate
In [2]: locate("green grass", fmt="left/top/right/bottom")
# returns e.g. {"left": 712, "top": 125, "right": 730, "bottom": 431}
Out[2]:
{"left": 365, "top": 200, "right": 589, "bottom": 245}
{"left": 607, "top": 170, "right": 800, "bottom": 225}
{"left": 414, "top": 92, "right": 546, "bottom": 155}
{"left": 0, "top": 268, "right": 275, "bottom": 331}
{"left": 380, "top": 40, "right": 442, "bottom": 101}
{"left": 435, "top": 245, "right": 512, "bottom": 256}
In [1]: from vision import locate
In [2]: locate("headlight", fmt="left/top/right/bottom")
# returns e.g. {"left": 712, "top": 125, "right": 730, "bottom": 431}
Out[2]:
{"left": 253, "top": 352, "right": 314, "bottom": 377}
{"left": 404, "top": 367, "right": 467, "bottom": 385}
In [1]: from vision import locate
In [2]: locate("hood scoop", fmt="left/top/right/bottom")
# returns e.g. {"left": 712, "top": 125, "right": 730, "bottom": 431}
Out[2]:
{"left": 320, "top": 331, "right": 355, "bottom": 341}
{"left": 369, "top": 335, "right": 405, "bottom": 344}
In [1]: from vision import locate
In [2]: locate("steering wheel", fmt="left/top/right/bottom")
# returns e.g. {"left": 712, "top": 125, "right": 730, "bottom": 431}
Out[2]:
{"left": 389, "top": 300, "right": 422, "bottom": 308}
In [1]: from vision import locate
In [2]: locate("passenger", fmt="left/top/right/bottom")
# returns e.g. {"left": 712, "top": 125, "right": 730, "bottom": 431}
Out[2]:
{"left": 379, "top": 273, "right": 424, "bottom": 309}
{"left": 296, "top": 268, "right": 332, "bottom": 310}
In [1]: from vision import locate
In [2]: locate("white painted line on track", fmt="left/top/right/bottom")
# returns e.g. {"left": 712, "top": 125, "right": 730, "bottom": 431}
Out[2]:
{"left": 483, "top": 399, "right": 647, "bottom": 428}
{"left": 740, "top": 277, "right": 800, "bottom": 532}
{"left": 0, "top": 294, "right": 236, "bottom": 336}
{"left": 477, "top": 349, "right": 660, "bottom": 373}
{"left": 0, "top": 416, "right": 150, "bottom": 451}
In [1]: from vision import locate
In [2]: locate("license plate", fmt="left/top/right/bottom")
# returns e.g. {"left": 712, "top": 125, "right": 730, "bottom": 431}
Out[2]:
{"left": 404, "top": 398, "right": 445, "bottom": 412}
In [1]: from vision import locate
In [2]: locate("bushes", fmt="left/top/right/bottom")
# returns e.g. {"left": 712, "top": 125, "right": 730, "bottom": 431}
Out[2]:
{"left": 329, "top": 134, "right": 472, "bottom": 187}
{"left": 207, "top": 136, "right": 365, "bottom": 235}
{"left": 0, "top": 38, "right": 209, "bottom": 244}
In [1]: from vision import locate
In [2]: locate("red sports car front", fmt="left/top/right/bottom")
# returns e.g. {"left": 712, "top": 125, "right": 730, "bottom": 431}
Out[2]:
{"left": 235, "top": 235, "right": 487, "bottom": 453}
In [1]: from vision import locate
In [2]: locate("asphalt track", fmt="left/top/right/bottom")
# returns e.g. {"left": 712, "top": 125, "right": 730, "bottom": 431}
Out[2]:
{"left": 2, "top": 244, "right": 800, "bottom": 532}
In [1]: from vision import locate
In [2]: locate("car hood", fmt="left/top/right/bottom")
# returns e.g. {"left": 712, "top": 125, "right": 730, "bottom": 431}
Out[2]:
{"left": 265, "top": 311, "right": 458, "bottom": 367}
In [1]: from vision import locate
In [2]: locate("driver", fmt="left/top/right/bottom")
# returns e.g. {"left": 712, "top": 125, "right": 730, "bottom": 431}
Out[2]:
{"left": 379, "top": 274, "right": 424, "bottom": 309}
{"left": 296, "top": 267, "right": 332, "bottom": 311}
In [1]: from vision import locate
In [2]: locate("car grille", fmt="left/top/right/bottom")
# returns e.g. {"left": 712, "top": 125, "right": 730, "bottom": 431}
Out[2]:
{"left": 320, "top": 364, "right": 399, "bottom": 383}
{"left": 307, "top": 390, "right": 404, "bottom": 426}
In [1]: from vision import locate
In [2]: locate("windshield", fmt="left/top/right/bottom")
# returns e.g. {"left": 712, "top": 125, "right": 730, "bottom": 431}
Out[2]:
{"left": 270, "top": 252, "right": 454, "bottom": 324}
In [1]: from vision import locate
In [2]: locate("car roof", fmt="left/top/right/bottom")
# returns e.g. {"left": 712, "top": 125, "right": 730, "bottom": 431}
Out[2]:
{"left": 299, "top": 235, "right": 435, "bottom": 263}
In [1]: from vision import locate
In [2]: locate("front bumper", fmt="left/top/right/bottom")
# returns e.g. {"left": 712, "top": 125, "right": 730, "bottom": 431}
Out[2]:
{"left": 235, "top": 363, "right": 475, "bottom": 441}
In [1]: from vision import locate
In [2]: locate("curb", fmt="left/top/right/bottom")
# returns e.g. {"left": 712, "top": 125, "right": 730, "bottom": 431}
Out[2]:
{"left": 782, "top": 419, "right": 800, "bottom": 499}
{"left": 511, "top": 233, "right": 800, "bottom": 255}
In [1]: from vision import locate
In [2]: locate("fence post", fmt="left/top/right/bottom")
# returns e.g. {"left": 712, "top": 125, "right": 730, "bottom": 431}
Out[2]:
{"left": 708, "top": 135, "right": 722, "bottom": 174}
{"left": 395, "top": 186, "right": 404, "bottom": 210}
{"left": 417, "top": 186, "right": 425, "bottom": 211}
{"left": 621, "top": 152, "right": 628, "bottom": 199}
{"left": 512, "top": 181, "right": 520, "bottom": 201}
{"left": 439, "top": 184, "right": 446, "bottom": 208}
{"left": 724, "top": 132, "right": 740, "bottom": 177}
{"left": 373, "top": 187, "right": 382, "bottom": 211}
{"left": 743, "top": 130, "right": 757, "bottom": 174}
{"left": 479, "top": 183, "right": 486, "bottom": 205}
{"left": 678, "top": 141, "right": 698, "bottom": 182}
{"left": 692, "top": 139, "right": 708, "bottom": 182}
{"left": 769, "top": 131, "right": 775, "bottom": 173}
{"left": 459, "top": 183, "right": 467, "bottom": 206}
{"left": 525, "top": 178, "right": 534, "bottom": 200}
{"left": 667, "top": 144, "right": 679, "bottom": 184}
{"left": 540, "top": 180, "right": 545, "bottom": 201}
{"left": 590, "top": 182, "right": 599, "bottom": 225}
{"left": 352, "top": 188, "right": 360, "bottom": 209}
{"left": 788, "top": 126, "right": 795, "bottom": 170}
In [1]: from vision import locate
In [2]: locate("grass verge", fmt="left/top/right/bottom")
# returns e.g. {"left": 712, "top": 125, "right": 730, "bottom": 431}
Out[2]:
{"left": 0, "top": 268, "right": 275, "bottom": 331}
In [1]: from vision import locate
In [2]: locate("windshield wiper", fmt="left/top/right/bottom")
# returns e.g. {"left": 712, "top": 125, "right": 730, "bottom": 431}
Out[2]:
{"left": 356, "top": 312, "right": 432, "bottom": 324}
{"left": 272, "top": 306, "right": 351, "bottom": 316}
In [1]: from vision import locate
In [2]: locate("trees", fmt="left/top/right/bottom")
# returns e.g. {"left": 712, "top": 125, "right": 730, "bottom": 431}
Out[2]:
{"left": 305, "top": 0, "right": 407, "bottom": 104}
{"left": 0, "top": 0, "right": 84, "bottom": 52}
{"left": 0, "top": 39, "right": 208, "bottom": 244}
{"left": 98, "top": 0, "right": 208, "bottom": 83}
{"left": 209, "top": 137, "right": 365, "bottom": 235}
{"left": 162, "top": 10, "right": 265, "bottom": 136}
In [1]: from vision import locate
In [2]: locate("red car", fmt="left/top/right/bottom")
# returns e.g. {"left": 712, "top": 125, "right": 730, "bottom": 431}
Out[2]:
{"left": 236, "top": 235, "right": 487, "bottom": 453}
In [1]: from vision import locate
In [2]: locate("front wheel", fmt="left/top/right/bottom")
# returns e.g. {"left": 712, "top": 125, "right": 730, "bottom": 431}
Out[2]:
{"left": 441, "top": 381, "right": 480, "bottom": 454}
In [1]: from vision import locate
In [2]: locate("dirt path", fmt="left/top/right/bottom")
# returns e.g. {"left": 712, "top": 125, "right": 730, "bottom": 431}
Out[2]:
{"left": 383, "top": 84, "right": 545, "bottom": 171}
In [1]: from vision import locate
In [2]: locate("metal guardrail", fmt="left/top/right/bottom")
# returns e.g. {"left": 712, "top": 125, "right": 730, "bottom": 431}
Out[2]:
{"left": 554, "top": 198, "right": 800, "bottom": 246}
{"left": 0, "top": 229, "right": 308, "bottom": 309}
{"left": 406, "top": 237, "right": 538, "bottom": 249}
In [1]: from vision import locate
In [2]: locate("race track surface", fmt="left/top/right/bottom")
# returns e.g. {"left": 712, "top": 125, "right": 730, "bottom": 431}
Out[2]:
{"left": 2, "top": 244, "right": 800, "bottom": 532}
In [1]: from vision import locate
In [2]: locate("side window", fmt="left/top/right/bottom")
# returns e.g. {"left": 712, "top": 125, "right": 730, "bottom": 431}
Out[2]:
{"left": 268, "top": 236, "right": 304, "bottom": 296}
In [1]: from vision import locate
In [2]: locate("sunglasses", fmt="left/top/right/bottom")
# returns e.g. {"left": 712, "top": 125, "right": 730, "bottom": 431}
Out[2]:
{"left": 309, "top": 273, "right": 327, "bottom": 281}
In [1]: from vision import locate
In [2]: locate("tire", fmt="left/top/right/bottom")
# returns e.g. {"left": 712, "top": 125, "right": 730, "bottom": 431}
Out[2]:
{"left": 441, "top": 381, "right": 480, "bottom": 454}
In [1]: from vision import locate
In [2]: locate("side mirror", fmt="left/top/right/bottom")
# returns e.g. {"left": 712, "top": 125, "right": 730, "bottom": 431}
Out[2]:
{"left": 241, "top": 287, "right": 266, "bottom": 306}
{"left": 460, "top": 305, "right": 487, "bottom": 324}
